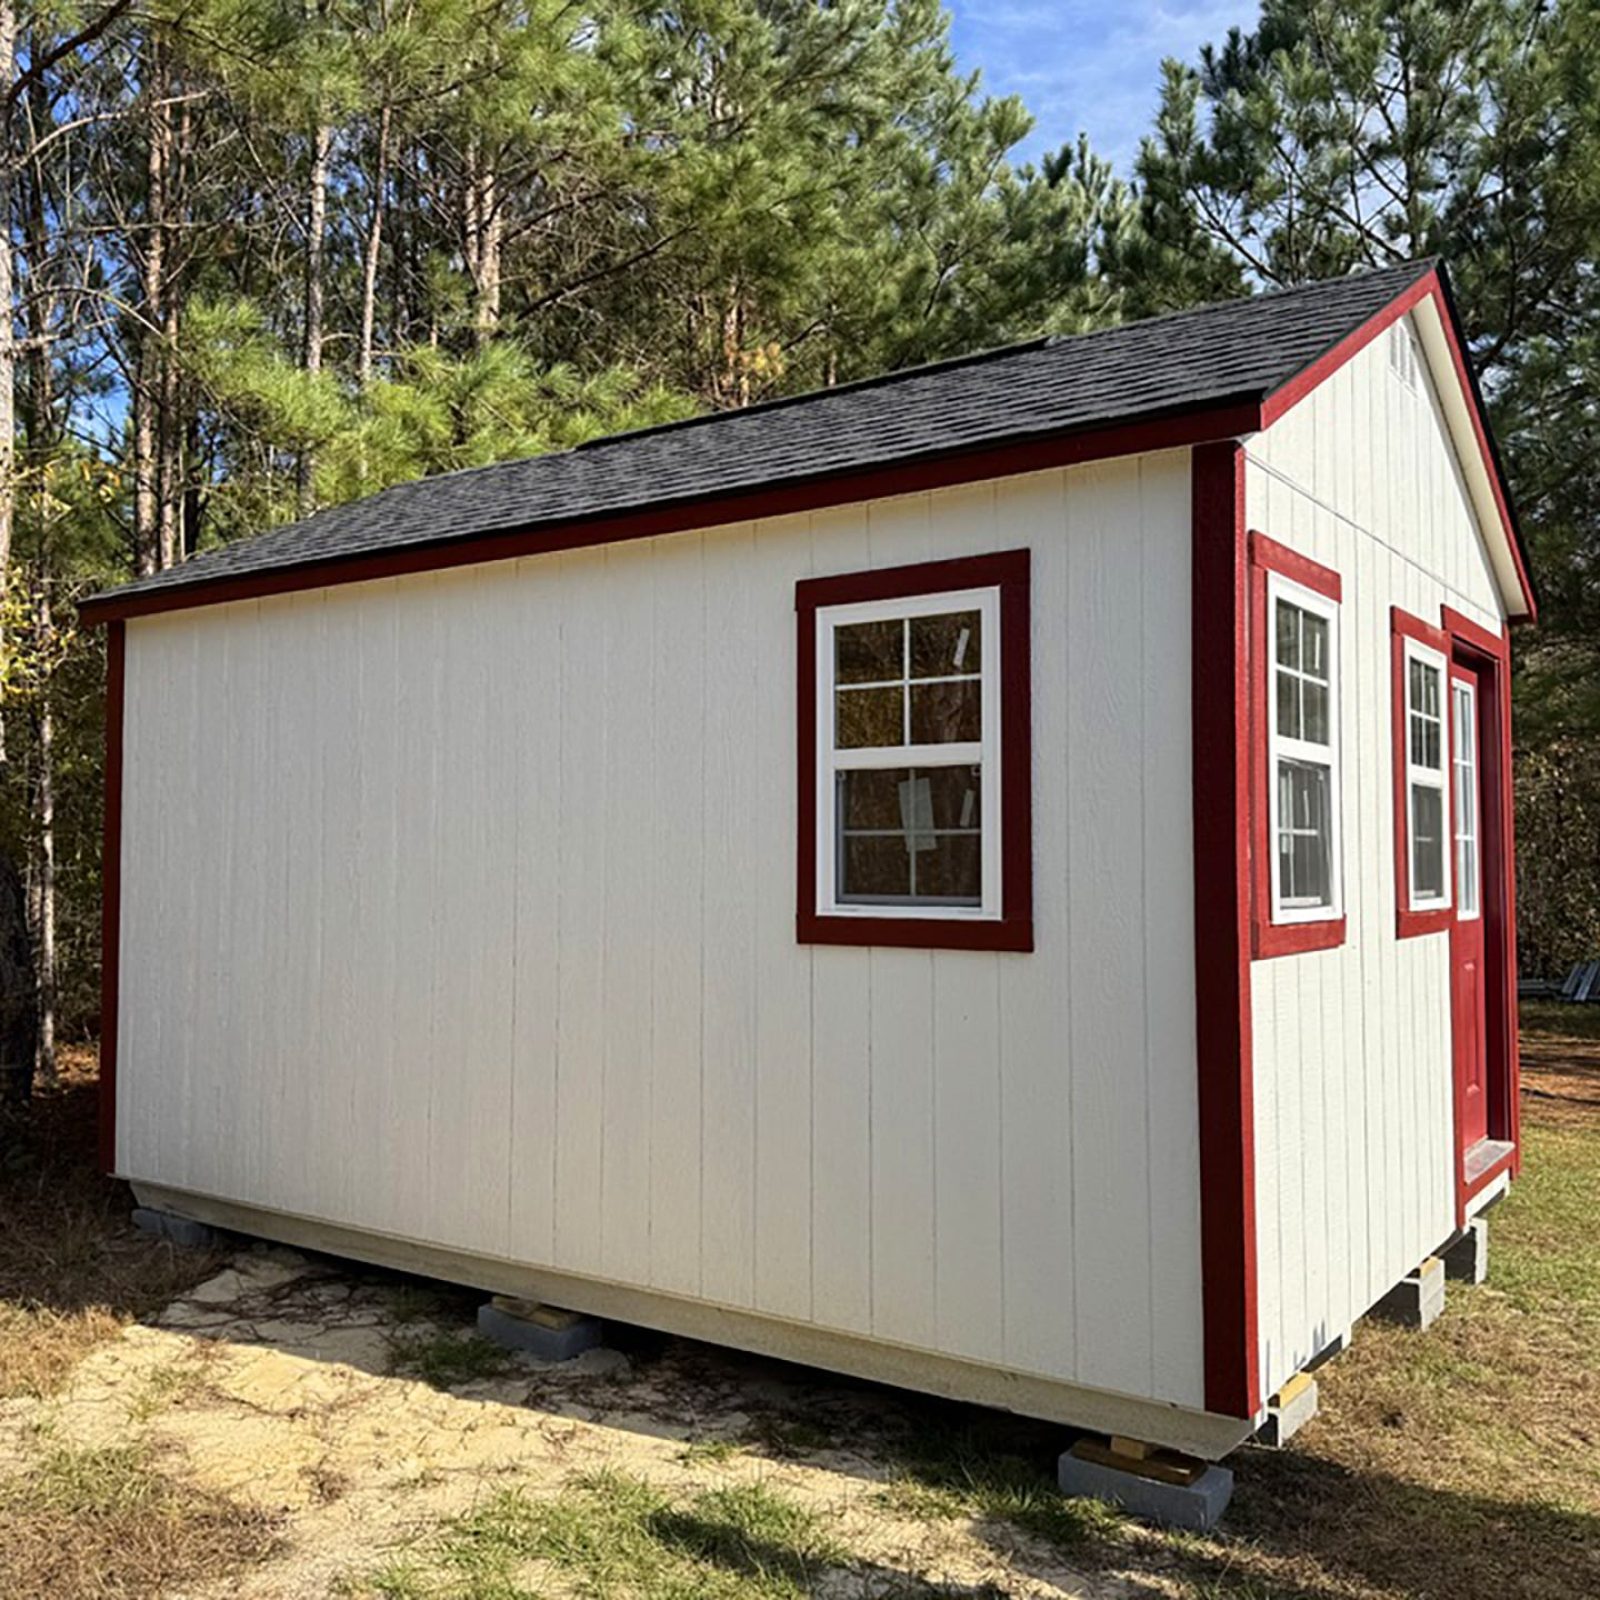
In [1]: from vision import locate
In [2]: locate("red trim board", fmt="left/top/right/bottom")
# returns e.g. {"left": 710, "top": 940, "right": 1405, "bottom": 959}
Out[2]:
{"left": 81, "top": 404, "right": 1262, "bottom": 627}
{"left": 99, "top": 620, "right": 125, "bottom": 1176}
{"left": 1246, "top": 532, "right": 1347, "bottom": 959}
{"left": 1191, "top": 442, "right": 1260, "bottom": 1419}
{"left": 1262, "top": 266, "right": 1536, "bottom": 623}
{"left": 1391, "top": 607, "right": 1455, "bottom": 939}
{"left": 794, "top": 549, "right": 1033, "bottom": 953}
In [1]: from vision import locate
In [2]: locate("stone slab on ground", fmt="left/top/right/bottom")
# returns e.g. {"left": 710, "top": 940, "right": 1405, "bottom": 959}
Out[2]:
{"left": 1442, "top": 1217, "right": 1489, "bottom": 1284}
{"left": 1370, "top": 1256, "right": 1446, "bottom": 1330}
{"left": 477, "top": 1296, "right": 604, "bottom": 1361}
{"left": 1058, "top": 1443, "right": 1233, "bottom": 1532}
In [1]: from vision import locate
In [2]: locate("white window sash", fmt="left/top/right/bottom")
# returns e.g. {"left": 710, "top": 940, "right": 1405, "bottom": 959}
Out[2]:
{"left": 816, "top": 585, "right": 1002, "bottom": 922}
{"left": 1403, "top": 636, "right": 1451, "bottom": 912}
{"left": 1266, "top": 572, "right": 1343, "bottom": 925}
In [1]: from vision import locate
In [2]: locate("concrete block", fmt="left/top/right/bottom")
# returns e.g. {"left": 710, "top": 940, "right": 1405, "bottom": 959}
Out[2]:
{"left": 1256, "top": 1371, "right": 1318, "bottom": 1449}
{"left": 477, "top": 1297, "right": 603, "bottom": 1361}
{"left": 1370, "top": 1256, "right": 1445, "bottom": 1329}
{"left": 131, "top": 1207, "right": 225, "bottom": 1251}
{"left": 1058, "top": 1439, "right": 1233, "bottom": 1531}
{"left": 1442, "top": 1216, "right": 1489, "bottom": 1284}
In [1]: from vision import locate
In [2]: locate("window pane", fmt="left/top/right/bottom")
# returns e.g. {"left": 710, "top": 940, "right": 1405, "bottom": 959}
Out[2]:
{"left": 1276, "top": 668, "right": 1301, "bottom": 740}
{"left": 1302, "top": 680, "right": 1331, "bottom": 745}
{"left": 915, "top": 835, "right": 981, "bottom": 902}
{"left": 1276, "top": 600, "right": 1300, "bottom": 669}
{"left": 925, "top": 764, "right": 981, "bottom": 828}
{"left": 1411, "top": 784, "right": 1445, "bottom": 898}
{"left": 840, "top": 767, "right": 903, "bottom": 828}
{"left": 835, "top": 619, "right": 902, "bottom": 685}
{"left": 836, "top": 686, "right": 903, "bottom": 748}
{"left": 910, "top": 611, "right": 981, "bottom": 679}
{"left": 1276, "top": 758, "right": 1332, "bottom": 907}
{"left": 910, "top": 680, "right": 980, "bottom": 743}
{"left": 1301, "top": 612, "right": 1328, "bottom": 681}
{"left": 839, "top": 835, "right": 911, "bottom": 901}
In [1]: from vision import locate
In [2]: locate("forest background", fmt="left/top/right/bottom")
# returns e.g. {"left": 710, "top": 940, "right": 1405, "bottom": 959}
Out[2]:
{"left": 2, "top": 0, "right": 1596, "bottom": 1095}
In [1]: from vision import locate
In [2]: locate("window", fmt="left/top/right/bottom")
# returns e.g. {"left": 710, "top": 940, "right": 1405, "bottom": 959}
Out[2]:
{"left": 796, "top": 550, "right": 1032, "bottom": 951}
{"left": 1248, "top": 532, "right": 1346, "bottom": 958}
{"left": 1390, "top": 321, "right": 1419, "bottom": 391}
{"left": 1391, "top": 609, "right": 1454, "bottom": 937}
{"left": 1268, "top": 577, "right": 1341, "bottom": 920}
{"left": 1453, "top": 677, "right": 1480, "bottom": 919}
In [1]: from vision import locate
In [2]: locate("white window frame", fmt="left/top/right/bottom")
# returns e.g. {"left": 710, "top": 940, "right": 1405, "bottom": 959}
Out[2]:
{"left": 1452, "top": 676, "right": 1481, "bottom": 921}
{"left": 1403, "top": 636, "right": 1452, "bottom": 912}
{"left": 1266, "top": 572, "right": 1343, "bottom": 925}
{"left": 815, "top": 584, "right": 1002, "bottom": 922}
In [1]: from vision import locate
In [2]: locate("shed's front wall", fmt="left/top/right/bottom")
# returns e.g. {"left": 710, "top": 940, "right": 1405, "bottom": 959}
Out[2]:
{"left": 1245, "top": 312, "right": 1504, "bottom": 1402}
{"left": 116, "top": 452, "right": 1205, "bottom": 1412}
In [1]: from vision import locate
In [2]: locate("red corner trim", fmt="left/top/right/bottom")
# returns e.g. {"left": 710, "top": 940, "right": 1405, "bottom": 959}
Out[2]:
{"left": 1392, "top": 607, "right": 1453, "bottom": 939}
{"left": 1261, "top": 268, "right": 1536, "bottom": 624}
{"left": 80, "top": 402, "right": 1262, "bottom": 627}
{"left": 795, "top": 548, "right": 1033, "bottom": 953}
{"left": 1192, "top": 442, "right": 1260, "bottom": 1420}
{"left": 99, "top": 620, "right": 126, "bottom": 1176}
{"left": 1246, "top": 532, "right": 1346, "bottom": 959}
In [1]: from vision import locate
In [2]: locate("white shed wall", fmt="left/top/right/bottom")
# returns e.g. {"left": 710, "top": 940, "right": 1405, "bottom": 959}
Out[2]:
{"left": 116, "top": 452, "right": 1207, "bottom": 1411}
{"left": 1245, "top": 314, "right": 1505, "bottom": 1400}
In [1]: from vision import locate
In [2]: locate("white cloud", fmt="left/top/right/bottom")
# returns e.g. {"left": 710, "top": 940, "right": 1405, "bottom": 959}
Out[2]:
{"left": 947, "top": 0, "right": 1259, "bottom": 172}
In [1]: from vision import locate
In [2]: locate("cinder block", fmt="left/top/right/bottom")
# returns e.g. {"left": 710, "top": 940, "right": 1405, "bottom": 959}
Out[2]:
{"left": 1370, "top": 1256, "right": 1445, "bottom": 1329}
{"left": 1256, "top": 1371, "right": 1318, "bottom": 1448}
{"left": 1058, "top": 1439, "right": 1233, "bottom": 1531}
{"left": 131, "top": 1207, "right": 225, "bottom": 1251}
{"left": 1442, "top": 1216, "right": 1489, "bottom": 1284}
{"left": 477, "top": 1297, "right": 603, "bottom": 1361}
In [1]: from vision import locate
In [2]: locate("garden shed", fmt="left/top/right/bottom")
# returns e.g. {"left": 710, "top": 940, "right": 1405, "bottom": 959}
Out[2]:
{"left": 82, "top": 258, "right": 1535, "bottom": 1462}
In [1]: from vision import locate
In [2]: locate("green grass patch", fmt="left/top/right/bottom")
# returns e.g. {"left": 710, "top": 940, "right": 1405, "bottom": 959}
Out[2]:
{"left": 386, "top": 1329, "right": 514, "bottom": 1388}
{"left": 350, "top": 1470, "right": 844, "bottom": 1599}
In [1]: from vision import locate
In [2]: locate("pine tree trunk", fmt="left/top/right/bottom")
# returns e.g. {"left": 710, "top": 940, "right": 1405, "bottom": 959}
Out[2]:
{"left": 358, "top": 102, "right": 391, "bottom": 387}
{"left": 298, "top": 118, "right": 332, "bottom": 517}
{"left": 465, "top": 146, "right": 502, "bottom": 350}
{"left": 134, "top": 33, "right": 169, "bottom": 574}
{"left": 34, "top": 588, "right": 54, "bottom": 1086}
{"left": 0, "top": 0, "right": 15, "bottom": 763}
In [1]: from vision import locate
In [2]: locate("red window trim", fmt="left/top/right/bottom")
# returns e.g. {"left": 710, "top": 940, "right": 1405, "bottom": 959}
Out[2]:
{"left": 1247, "top": 532, "right": 1347, "bottom": 959}
{"left": 795, "top": 549, "right": 1033, "bottom": 953}
{"left": 1392, "top": 607, "right": 1454, "bottom": 938}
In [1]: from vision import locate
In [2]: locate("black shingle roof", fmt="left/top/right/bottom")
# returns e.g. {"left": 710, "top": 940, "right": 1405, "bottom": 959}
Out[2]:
{"left": 94, "top": 260, "right": 1437, "bottom": 607}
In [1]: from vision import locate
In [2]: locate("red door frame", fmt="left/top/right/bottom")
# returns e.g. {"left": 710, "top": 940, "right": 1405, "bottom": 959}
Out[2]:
{"left": 1441, "top": 607, "right": 1520, "bottom": 1222}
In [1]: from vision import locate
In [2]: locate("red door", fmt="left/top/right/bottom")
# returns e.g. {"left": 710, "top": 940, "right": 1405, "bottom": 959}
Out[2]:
{"left": 1450, "top": 663, "right": 1489, "bottom": 1150}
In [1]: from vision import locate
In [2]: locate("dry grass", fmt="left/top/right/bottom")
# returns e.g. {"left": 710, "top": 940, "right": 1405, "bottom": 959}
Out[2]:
{"left": 0, "top": 1441, "right": 280, "bottom": 1599}
{"left": 0, "top": 1045, "right": 222, "bottom": 1399}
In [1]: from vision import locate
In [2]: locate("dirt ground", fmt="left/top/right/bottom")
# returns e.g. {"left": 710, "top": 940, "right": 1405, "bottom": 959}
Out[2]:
{"left": 1, "top": 1016, "right": 1597, "bottom": 1600}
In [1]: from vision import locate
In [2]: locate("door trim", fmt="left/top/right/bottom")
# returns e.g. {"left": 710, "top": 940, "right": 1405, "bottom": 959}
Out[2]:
{"left": 1441, "top": 607, "right": 1521, "bottom": 1226}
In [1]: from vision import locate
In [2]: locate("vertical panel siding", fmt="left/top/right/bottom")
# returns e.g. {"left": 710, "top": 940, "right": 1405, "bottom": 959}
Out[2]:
{"left": 117, "top": 454, "right": 1204, "bottom": 1408}
{"left": 1247, "top": 315, "right": 1503, "bottom": 1400}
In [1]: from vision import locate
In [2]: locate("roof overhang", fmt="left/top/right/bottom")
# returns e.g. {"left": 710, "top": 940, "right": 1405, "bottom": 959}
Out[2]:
{"left": 1261, "top": 265, "right": 1536, "bottom": 624}
{"left": 79, "top": 397, "right": 1264, "bottom": 625}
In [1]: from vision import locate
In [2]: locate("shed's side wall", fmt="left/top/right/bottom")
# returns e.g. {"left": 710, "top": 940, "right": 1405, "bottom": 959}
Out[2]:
{"left": 1245, "top": 314, "right": 1504, "bottom": 1401}
{"left": 117, "top": 453, "right": 1206, "bottom": 1410}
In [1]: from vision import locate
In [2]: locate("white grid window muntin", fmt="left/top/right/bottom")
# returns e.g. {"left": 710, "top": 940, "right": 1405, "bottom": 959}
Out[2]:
{"left": 816, "top": 584, "right": 1002, "bottom": 920}
{"left": 1404, "top": 636, "right": 1451, "bottom": 911}
{"left": 1453, "top": 677, "right": 1480, "bottom": 920}
{"left": 1266, "top": 573, "right": 1343, "bottom": 924}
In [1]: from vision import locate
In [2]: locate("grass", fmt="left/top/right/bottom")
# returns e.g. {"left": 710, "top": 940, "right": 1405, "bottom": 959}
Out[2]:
{"left": 386, "top": 1327, "right": 516, "bottom": 1388}
{"left": 0, "top": 1441, "right": 279, "bottom": 1598}
{"left": 0, "top": 1047, "right": 222, "bottom": 1401}
{"left": 349, "top": 1470, "right": 844, "bottom": 1600}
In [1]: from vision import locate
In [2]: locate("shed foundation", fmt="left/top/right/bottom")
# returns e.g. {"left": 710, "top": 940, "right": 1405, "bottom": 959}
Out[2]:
{"left": 1058, "top": 1438, "right": 1234, "bottom": 1531}
{"left": 1442, "top": 1217, "right": 1489, "bottom": 1284}
{"left": 478, "top": 1297, "right": 604, "bottom": 1361}
{"left": 131, "top": 1207, "right": 226, "bottom": 1251}
{"left": 1370, "top": 1256, "right": 1445, "bottom": 1329}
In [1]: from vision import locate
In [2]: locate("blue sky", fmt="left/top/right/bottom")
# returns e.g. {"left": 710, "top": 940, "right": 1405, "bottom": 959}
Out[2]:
{"left": 945, "top": 2, "right": 1260, "bottom": 174}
